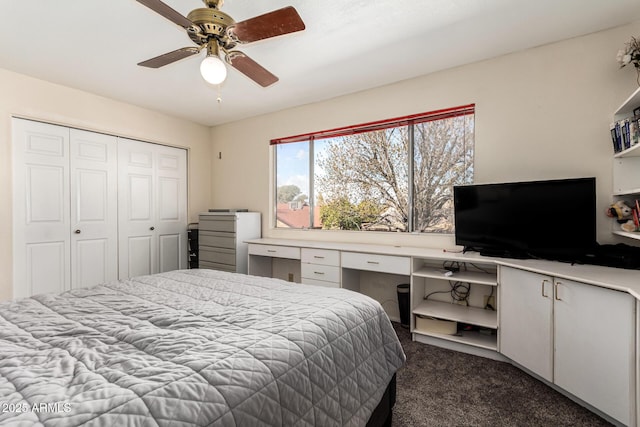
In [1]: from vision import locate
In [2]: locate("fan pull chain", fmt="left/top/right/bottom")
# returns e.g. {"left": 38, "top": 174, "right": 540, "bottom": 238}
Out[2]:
{"left": 216, "top": 85, "right": 222, "bottom": 105}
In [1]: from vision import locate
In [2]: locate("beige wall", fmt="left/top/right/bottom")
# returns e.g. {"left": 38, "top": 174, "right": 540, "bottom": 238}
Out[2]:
{"left": 3, "top": 21, "right": 640, "bottom": 299}
{"left": 210, "top": 21, "right": 640, "bottom": 249}
{"left": 0, "top": 68, "right": 212, "bottom": 300}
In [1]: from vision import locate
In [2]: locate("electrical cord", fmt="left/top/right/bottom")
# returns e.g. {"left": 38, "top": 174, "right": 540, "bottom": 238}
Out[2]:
{"left": 422, "top": 279, "right": 470, "bottom": 305}
{"left": 484, "top": 286, "right": 495, "bottom": 310}
{"left": 422, "top": 261, "right": 497, "bottom": 307}
{"left": 467, "top": 262, "right": 496, "bottom": 310}
{"left": 468, "top": 262, "right": 491, "bottom": 274}
{"left": 442, "top": 260, "right": 462, "bottom": 272}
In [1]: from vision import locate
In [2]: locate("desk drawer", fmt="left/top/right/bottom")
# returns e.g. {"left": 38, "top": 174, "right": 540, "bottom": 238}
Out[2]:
{"left": 199, "top": 215, "right": 236, "bottom": 232}
{"left": 301, "top": 248, "right": 340, "bottom": 266}
{"left": 199, "top": 231, "right": 236, "bottom": 249}
{"left": 341, "top": 252, "right": 410, "bottom": 275}
{"left": 301, "top": 263, "right": 340, "bottom": 283}
{"left": 301, "top": 277, "right": 340, "bottom": 289}
{"left": 248, "top": 244, "right": 300, "bottom": 260}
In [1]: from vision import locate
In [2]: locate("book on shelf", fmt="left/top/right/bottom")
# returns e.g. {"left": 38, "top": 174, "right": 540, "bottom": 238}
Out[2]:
{"left": 610, "top": 115, "right": 640, "bottom": 153}
{"left": 611, "top": 122, "right": 622, "bottom": 152}
{"left": 611, "top": 122, "right": 620, "bottom": 152}
{"left": 623, "top": 119, "right": 631, "bottom": 150}
{"left": 631, "top": 119, "right": 639, "bottom": 147}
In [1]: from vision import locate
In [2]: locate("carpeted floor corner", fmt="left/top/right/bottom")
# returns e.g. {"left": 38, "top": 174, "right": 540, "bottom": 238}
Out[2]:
{"left": 391, "top": 323, "right": 612, "bottom": 427}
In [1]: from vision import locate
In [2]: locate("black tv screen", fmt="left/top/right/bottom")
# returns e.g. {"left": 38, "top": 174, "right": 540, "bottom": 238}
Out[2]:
{"left": 453, "top": 177, "right": 597, "bottom": 261}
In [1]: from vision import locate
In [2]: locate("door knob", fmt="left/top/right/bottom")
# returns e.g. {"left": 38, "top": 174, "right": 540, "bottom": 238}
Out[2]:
{"left": 74, "top": 229, "right": 81, "bottom": 234}
{"left": 150, "top": 226, "right": 155, "bottom": 231}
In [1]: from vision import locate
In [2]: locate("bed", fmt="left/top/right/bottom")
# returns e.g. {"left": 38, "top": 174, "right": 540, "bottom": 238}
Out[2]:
{"left": 0, "top": 269, "right": 405, "bottom": 426}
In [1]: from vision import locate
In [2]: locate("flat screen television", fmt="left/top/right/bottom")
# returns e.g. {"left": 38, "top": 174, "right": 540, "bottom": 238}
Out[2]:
{"left": 453, "top": 177, "right": 597, "bottom": 261}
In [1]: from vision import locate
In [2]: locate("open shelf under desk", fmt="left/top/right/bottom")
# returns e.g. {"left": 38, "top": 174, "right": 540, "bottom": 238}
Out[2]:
{"left": 412, "top": 328, "right": 497, "bottom": 351}
{"left": 413, "top": 300, "right": 497, "bottom": 329}
{"left": 612, "top": 230, "right": 640, "bottom": 240}
{"left": 412, "top": 266, "right": 497, "bottom": 285}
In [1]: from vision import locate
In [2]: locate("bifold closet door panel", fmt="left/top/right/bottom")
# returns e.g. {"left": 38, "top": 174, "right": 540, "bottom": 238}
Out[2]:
{"left": 118, "top": 138, "right": 156, "bottom": 278}
{"left": 12, "top": 118, "right": 71, "bottom": 298}
{"left": 70, "top": 129, "right": 118, "bottom": 289}
{"left": 154, "top": 144, "right": 188, "bottom": 273}
{"left": 118, "top": 138, "right": 187, "bottom": 279}
{"left": 14, "top": 119, "right": 188, "bottom": 296}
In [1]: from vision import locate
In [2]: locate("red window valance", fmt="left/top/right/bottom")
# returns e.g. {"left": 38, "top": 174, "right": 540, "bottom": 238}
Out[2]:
{"left": 270, "top": 103, "right": 475, "bottom": 145}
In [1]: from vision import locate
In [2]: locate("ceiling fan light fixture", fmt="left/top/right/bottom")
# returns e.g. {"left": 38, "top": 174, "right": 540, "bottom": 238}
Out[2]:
{"left": 200, "top": 55, "right": 227, "bottom": 85}
{"left": 136, "top": 1, "right": 306, "bottom": 87}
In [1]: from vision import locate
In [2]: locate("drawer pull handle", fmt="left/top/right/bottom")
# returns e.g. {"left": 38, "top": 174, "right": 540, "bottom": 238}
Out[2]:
{"left": 314, "top": 271, "right": 325, "bottom": 275}
{"left": 267, "top": 250, "right": 276, "bottom": 253}
{"left": 313, "top": 256, "right": 325, "bottom": 259}
{"left": 367, "top": 261, "right": 379, "bottom": 265}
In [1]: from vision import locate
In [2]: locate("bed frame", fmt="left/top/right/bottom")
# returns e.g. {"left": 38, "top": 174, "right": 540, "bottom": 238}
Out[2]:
{"left": 366, "top": 374, "right": 397, "bottom": 427}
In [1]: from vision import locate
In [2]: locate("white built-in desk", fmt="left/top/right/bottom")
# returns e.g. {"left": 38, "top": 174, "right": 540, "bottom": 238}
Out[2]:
{"left": 247, "top": 238, "right": 640, "bottom": 427}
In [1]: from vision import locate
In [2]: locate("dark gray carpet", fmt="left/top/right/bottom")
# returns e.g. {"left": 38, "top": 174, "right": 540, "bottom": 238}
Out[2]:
{"left": 391, "top": 323, "right": 612, "bottom": 427}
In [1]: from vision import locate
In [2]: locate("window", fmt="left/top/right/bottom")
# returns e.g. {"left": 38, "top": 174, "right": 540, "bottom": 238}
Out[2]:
{"left": 273, "top": 104, "right": 474, "bottom": 233}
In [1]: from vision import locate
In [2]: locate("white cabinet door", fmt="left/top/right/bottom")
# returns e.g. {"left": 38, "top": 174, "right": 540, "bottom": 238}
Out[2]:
{"left": 12, "top": 119, "right": 71, "bottom": 298}
{"left": 118, "top": 138, "right": 187, "bottom": 279}
{"left": 70, "top": 129, "right": 118, "bottom": 289}
{"left": 554, "top": 279, "right": 635, "bottom": 426}
{"left": 499, "top": 267, "right": 554, "bottom": 381}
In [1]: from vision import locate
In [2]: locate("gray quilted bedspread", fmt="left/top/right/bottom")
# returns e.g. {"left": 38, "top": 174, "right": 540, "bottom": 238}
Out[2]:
{"left": 0, "top": 269, "right": 405, "bottom": 426}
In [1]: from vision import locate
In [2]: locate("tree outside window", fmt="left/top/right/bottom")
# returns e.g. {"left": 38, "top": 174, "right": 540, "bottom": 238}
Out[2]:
{"left": 274, "top": 105, "right": 474, "bottom": 233}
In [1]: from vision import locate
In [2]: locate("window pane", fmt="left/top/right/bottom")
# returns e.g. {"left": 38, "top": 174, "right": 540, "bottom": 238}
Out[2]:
{"left": 413, "top": 114, "right": 475, "bottom": 233}
{"left": 315, "top": 128, "right": 409, "bottom": 231}
{"left": 275, "top": 142, "right": 311, "bottom": 229}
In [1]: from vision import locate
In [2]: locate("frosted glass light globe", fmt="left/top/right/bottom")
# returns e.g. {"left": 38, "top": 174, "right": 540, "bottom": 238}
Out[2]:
{"left": 200, "top": 56, "right": 227, "bottom": 85}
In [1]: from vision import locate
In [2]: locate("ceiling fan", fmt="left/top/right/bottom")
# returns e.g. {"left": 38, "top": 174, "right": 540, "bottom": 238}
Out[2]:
{"left": 135, "top": 0, "right": 305, "bottom": 87}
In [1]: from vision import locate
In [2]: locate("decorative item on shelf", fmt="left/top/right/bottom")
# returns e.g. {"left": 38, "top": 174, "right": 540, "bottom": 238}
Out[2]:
{"left": 415, "top": 315, "right": 457, "bottom": 335}
{"left": 606, "top": 200, "right": 639, "bottom": 232}
{"left": 617, "top": 36, "right": 640, "bottom": 85}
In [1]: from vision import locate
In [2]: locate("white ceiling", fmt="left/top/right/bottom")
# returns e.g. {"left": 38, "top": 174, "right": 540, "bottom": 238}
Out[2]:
{"left": 1, "top": 0, "right": 640, "bottom": 126}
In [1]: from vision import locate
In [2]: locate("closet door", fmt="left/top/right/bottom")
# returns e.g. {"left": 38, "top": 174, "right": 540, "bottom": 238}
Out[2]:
{"left": 154, "top": 144, "right": 188, "bottom": 273}
{"left": 70, "top": 129, "right": 118, "bottom": 288}
{"left": 12, "top": 118, "right": 71, "bottom": 298}
{"left": 118, "top": 138, "right": 187, "bottom": 279}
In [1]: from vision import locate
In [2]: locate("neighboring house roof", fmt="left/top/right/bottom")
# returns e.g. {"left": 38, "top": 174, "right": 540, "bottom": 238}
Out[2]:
{"left": 276, "top": 202, "right": 322, "bottom": 229}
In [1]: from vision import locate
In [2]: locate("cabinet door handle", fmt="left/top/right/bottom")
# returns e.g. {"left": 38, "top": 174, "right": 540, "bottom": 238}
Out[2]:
{"left": 267, "top": 250, "right": 276, "bottom": 253}
{"left": 541, "top": 279, "right": 550, "bottom": 298}
{"left": 367, "top": 261, "right": 379, "bottom": 265}
{"left": 74, "top": 229, "right": 81, "bottom": 234}
{"left": 150, "top": 226, "right": 155, "bottom": 231}
{"left": 313, "top": 256, "right": 325, "bottom": 259}
{"left": 554, "top": 281, "right": 562, "bottom": 301}
{"left": 314, "top": 271, "right": 325, "bottom": 275}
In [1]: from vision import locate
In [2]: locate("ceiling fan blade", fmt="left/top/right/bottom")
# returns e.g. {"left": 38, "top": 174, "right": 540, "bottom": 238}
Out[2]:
{"left": 226, "top": 51, "right": 278, "bottom": 87}
{"left": 138, "top": 47, "right": 201, "bottom": 68}
{"left": 136, "top": 0, "right": 193, "bottom": 28}
{"left": 229, "top": 6, "right": 305, "bottom": 44}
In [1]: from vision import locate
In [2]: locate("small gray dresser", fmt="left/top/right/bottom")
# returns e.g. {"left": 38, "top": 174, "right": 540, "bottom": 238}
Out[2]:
{"left": 198, "top": 212, "right": 261, "bottom": 273}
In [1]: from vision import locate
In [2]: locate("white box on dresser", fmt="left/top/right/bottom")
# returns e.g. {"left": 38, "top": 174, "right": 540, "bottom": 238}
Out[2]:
{"left": 198, "top": 212, "right": 261, "bottom": 274}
